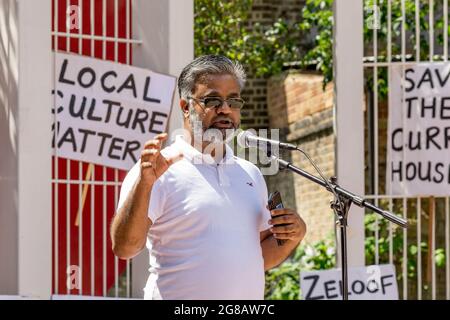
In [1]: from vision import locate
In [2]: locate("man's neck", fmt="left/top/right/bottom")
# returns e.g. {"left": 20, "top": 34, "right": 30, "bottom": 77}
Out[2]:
{"left": 200, "top": 142, "right": 226, "bottom": 162}
{"left": 185, "top": 134, "right": 226, "bottom": 162}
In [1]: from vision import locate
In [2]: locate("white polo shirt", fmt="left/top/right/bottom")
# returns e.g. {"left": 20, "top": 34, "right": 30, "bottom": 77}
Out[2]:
{"left": 118, "top": 135, "right": 272, "bottom": 300}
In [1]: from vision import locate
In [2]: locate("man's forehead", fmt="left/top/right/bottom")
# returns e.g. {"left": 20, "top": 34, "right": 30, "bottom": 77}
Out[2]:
{"left": 194, "top": 74, "right": 241, "bottom": 96}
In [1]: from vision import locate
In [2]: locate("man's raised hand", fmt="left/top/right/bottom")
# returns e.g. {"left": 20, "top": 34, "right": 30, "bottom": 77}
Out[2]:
{"left": 139, "top": 133, "right": 183, "bottom": 187}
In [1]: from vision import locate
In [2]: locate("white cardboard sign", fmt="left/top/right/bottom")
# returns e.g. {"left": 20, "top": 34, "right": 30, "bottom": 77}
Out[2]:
{"left": 53, "top": 53, "right": 176, "bottom": 171}
{"left": 388, "top": 63, "right": 450, "bottom": 196}
{"left": 300, "top": 264, "right": 398, "bottom": 300}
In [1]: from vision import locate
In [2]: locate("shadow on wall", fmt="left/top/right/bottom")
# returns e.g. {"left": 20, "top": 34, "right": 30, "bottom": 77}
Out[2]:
{"left": 0, "top": 0, "right": 19, "bottom": 294}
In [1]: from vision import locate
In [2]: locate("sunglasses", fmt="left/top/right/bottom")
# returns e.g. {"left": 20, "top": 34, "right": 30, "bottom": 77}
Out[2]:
{"left": 188, "top": 96, "right": 245, "bottom": 110}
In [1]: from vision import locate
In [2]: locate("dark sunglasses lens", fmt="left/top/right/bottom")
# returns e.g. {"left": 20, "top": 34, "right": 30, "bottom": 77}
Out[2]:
{"left": 228, "top": 99, "right": 244, "bottom": 109}
{"left": 204, "top": 98, "right": 223, "bottom": 109}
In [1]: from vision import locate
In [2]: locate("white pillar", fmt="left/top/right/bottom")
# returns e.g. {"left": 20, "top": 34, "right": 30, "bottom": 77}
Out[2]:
{"left": 333, "top": 0, "right": 365, "bottom": 267}
{"left": 0, "top": 0, "right": 19, "bottom": 295}
{"left": 0, "top": 0, "right": 52, "bottom": 298}
{"left": 131, "top": 0, "right": 193, "bottom": 298}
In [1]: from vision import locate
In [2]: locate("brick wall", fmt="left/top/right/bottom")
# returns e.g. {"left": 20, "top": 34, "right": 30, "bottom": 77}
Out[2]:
{"left": 250, "top": 0, "right": 305, "bottom": 23}
{"left": 241, "top": 79, "right": 270, "bottom": 129}
{"left": 266, "top": 71, "right": 335, "bottom": 243}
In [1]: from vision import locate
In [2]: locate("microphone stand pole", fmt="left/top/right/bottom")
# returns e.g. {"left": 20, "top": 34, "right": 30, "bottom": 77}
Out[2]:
{"left": 270, "top": 155, "right": 408, "bottom": 300}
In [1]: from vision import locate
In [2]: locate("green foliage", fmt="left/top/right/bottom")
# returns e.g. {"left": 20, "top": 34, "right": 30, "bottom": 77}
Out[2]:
{"left": 193, "top": 0, "right": 333, "bottom": 82}
{"left": 195, "top": 0, "right": 450, "bottom": 90}
{"left": 246, "top": 19, "right": 303, "bottom": 77}
{"left": 365, "top": 212, "right": 446, "bottom": 281}
{"left": 301, "top": 0, "right": 450, "bottom": 93}
{"left": 264, "top": 237, "right": 336, "bottom": 300}
{"left": 435, "top": 248, "right": 446, "bottom": 268}
{"left": 299, "top": 0, "right": 334, "bottom": 86}
{"left": 194, "top": 0, "right": 253, "bottom": 62}
{"left": 194, "top": 0, "right": 303, "bottom": 77}
{"left": 265, "top": 213, "right": 447, "bottom": 300}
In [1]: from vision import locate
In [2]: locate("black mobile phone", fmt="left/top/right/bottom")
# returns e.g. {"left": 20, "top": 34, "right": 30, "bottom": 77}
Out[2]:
{"left": 268, "top": 191, "right": 287, "bottom": 246}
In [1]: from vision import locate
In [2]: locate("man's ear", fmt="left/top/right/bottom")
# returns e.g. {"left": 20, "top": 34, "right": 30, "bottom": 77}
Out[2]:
{"left": 180, "top": 99, "right": 189, "bottom": 117}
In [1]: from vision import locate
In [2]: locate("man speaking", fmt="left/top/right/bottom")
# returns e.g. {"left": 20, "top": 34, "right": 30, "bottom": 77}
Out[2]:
{"left": 111, "top": 55, "right": 306, "bottom": 300}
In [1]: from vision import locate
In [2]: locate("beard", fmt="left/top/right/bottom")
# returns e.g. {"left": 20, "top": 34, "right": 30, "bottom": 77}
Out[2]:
{"left": 189, "top": 107, "right": 239, "bottom": 144}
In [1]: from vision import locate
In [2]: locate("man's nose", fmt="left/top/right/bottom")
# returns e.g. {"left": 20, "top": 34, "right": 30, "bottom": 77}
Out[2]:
{"left": 215, "top": 101, "right": 232, "bottom": 114}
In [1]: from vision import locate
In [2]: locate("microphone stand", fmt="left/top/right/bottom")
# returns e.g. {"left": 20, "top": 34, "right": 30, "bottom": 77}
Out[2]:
{"left": 269, "top": 154, "right": 408, "bottom": 300}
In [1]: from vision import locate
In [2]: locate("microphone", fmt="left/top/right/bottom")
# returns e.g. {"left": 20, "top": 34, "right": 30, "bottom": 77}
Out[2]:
{"left": 237, "top": 130, "right": 298, "bottom": 151}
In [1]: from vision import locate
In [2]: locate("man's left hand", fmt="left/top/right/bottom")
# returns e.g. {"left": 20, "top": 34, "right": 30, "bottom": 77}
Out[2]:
{"left": 268, "top": 208, "right": 307, "bottom": 244}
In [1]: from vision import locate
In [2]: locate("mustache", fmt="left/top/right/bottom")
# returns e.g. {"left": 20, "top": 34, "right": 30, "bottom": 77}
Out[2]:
{"left": 212, "top": 116, "right": 232, "bottom": 122}
{"left": 210, "top": 116, "right": 235, "bottom": 126}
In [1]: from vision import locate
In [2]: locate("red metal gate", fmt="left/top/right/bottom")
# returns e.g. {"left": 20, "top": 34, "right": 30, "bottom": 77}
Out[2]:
{"left": 51, "top": 0, "right": 133, "bottom": 297}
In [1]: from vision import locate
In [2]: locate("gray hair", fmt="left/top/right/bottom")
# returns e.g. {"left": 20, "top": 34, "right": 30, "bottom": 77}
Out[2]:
{"left": 178, "top": 55, "right": 246, "bottom": 99}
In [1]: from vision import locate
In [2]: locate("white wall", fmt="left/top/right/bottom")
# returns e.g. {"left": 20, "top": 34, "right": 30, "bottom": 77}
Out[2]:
{"left": 0, "top": 0, "right": 193, "bottom": 299}
{"left": 17, "top": 0, "right": 52, "bottom": 298}
{"left": 333, "top": 0, "right": 365, "bottom": 267}
{"left": 0, "top": 0, "right": 19, "bottom": 294}
{"left": 0, "top": 0, "right": 52, "bottom": 298}
{"left": 131, "top": 0, "right": 193, "bottom": 298}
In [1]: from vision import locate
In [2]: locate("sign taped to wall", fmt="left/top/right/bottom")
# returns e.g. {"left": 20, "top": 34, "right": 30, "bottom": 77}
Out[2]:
{"left": 53, "top": 53, "right": 176, "bottom": 170}
{"left": 387, "top": 62, "right": 450, "bottom": 196}
{"left": 300, "top": 264, "right": 398, "bottom": 300}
